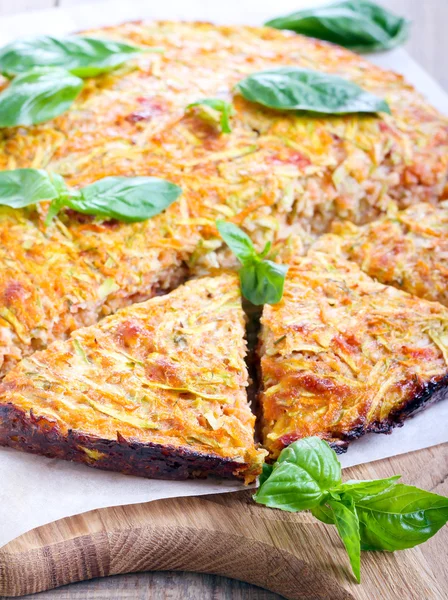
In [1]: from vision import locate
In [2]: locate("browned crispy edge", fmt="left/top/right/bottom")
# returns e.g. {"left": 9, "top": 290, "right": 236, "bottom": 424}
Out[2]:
{"left": 0, "top": 403, "right": 250, "bottom": 481}
{"left": 258, "top": 356, "right": 448, "bottom": 459}
{"left": 329, "top": 374, "right": 448, "bottom": 453}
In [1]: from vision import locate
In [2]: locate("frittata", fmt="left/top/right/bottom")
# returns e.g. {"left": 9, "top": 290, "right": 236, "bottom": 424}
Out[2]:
{"left": 259, "top": 250, "right": 448, "bottom": 458}
{"left": 312, "top": 202, "right": 448, "bottom": 306}
{"left": 0, "top": 274, "right": 265, "bottom": 481}
{"left": 1, "top": 21, "right": 448, "bottom": 375}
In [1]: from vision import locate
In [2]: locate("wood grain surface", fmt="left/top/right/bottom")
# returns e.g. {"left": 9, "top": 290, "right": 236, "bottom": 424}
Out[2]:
{"left": 1, "top": 443, "right": 447, "bottom": 600}
{"left": 0, "top": 1, "right": 447, "bottom": 599}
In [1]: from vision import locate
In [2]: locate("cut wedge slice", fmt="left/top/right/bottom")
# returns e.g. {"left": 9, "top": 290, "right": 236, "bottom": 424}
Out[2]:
{"left": 313, "top": 202, "right": 448, "bottom": 306}
{"left": 259, "top": 250, "right": 448, "bottom": 459}
{"left": 0, "top": 274, "right": 265, "bottom": 482}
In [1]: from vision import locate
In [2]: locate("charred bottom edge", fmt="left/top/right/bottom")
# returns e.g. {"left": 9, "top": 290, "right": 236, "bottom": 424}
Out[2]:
{"left": 0, "top": 403, "right": 249, "bottom": 481}
{"left": 329, "top": 374, "right": 448, "bottom": 454}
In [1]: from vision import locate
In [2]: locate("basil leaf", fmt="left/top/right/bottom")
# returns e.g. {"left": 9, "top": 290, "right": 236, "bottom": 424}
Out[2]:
{"left": 216, "top": 220, "right": 256, "bottom": 264}
{"left": 216, "top": 220, "right": 288, "bottom": 305}
{"left": 187, "top": 98, "right": 233, "bottom": 133}
{"left": 335, "top": 476, "right": 401, "bottom": 501}
{"left": 236, "top": 67, "right": 390, "bottom": 115}
{"left": 277, "top": 437, "right": 342, "bottom": 490}
{"left": 0, "top": 169, "right": 181, "bottom": 225}
{"left": 355, "top": 484, "right": 448, "bottom": 552}
{"left": 259, "top": 463, "right": 274, "bottom": 487}
{"left": 240, "top": 259, "right": 288, "bottom": 306}
{"left": 67, "top": 176, "right": 182, "bottom": 223}
{"left": 254, "top": 437, "right": 341, "bottom": 511}
{"left": 328, "top": 497, "right": 361, "bottom": 582}
{"left": 254, "top": 436, "right": 448, "bottom": 585}
{"left": 0, "top": 36, "right": 145, "bottom": 78}
{"left": 311, "top": 503, "right": 335, "bottom": 525}
{"left": 265, "top": 1, "right": 410, "bottom": 53}
{"left": 0, "top": 168, "right": 67, "bottom": 209}
{"left": 0, "top": 67, "right": 83, "bottom": 128}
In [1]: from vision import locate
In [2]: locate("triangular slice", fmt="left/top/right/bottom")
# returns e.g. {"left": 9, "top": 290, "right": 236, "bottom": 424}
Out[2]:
{"left": 0, "top": 274, "right": 264, "bottom": 482}
{"left": 259, "top": 249, "right": 448, "bottom": 459}
{"left": 312, "top": 202, "right": 448, "bottom": 306}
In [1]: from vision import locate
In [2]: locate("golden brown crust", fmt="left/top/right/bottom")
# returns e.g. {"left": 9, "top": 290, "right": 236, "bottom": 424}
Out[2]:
{"left": 259, "top": 250, "right": 448, "bottom": 458}
{"left": 0, "top": 206, "right": 192, "bottom": 376}
{"left": 313, "top": 202, "right": 448, "bottom": 306}
{"left": 1, "top": 21, "right": 448, "bottom": 374}
{"left": 0, "top": 402, "right": 250, "bottom": 480}
{"left": 0, "top": 274, "right": 265, "bottom": 482}
{"left": 1, "top": 20, "right": 448, "bottom": 476}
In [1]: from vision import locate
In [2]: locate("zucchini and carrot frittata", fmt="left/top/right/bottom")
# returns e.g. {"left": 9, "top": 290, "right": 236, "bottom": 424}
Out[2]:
{"left": 259, "top": 250, "right": 448, "bottom": 458}
{"left": 0, "top": 21, "right": 447, "bottom": 479}
{"left": 1, "top": 21, "right": 448, "bottom": 376}
{"left": 313, "top": 202, "right": 448, "bottom": 306}
{"left": 0, "top": 274, "right": 265, "bottom": 481}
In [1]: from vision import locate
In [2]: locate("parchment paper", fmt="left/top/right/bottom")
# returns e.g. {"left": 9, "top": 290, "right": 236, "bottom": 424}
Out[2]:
{"left": 0, "top": 0, "right": 447, "bottom": 549}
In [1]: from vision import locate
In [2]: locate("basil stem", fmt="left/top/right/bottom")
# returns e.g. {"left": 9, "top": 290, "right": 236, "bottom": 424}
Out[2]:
{"left": 186, "top": 98, "right": 234, "bottom": 133}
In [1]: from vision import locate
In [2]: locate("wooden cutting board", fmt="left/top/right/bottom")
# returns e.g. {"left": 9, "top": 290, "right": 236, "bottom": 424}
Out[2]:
{"left": 0, "top": 442, "right": 447, "bottom": 600}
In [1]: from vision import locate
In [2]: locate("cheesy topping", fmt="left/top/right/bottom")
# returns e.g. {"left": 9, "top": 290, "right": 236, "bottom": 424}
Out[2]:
{"left": 313, "top": 202, "right": 448, "bottom": 306}
{"left": 1, "top": 21, "right": 448, "bottom": 374}
{"left": 260, "top": 250, "right": 448, "bottom": 458}
{"left": 0, "top": 274, "right": 266, "bottom": 481}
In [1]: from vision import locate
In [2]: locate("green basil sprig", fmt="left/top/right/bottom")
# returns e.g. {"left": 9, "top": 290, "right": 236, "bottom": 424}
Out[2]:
{"left": 0, "top": 35, "right": 152, "bottom": 78}
{"left": 0, "top": 168, "right": 181, "bottom": 225}
{"left": 254, "top": 437, "right": 448, "bottom": 583}
{"left": 236, "top": 67, "right": 390, "bottom": 115}
{"left": 186, "top": 98, "right": 234, "bottom": 133}
{"left": 0, "top": 67, "right": 83, "bottom": 128}
{"left": 265, "top": 1, "right": 410, "bottom": 53}
{"left": 0, "top": 35, "right": 157, "bottom": 128}
{"left": 216, "top": 220, "right": 288, "bottom": 305}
